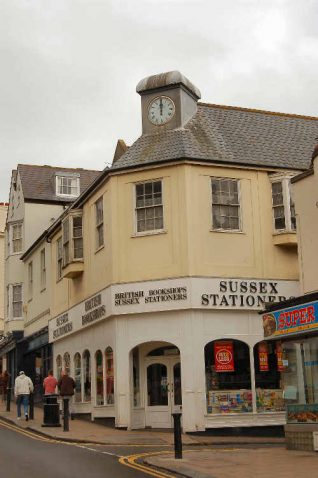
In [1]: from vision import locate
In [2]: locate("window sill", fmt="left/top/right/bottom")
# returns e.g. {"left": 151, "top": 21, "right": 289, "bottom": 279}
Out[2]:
{"left": 95, "top": 244, "right": 105, "bottom": 254}
{"left": 131, "top": 229, "right": 167, "bottom": 238}
{"left": 273, "top": 232, "right": 297, "bottom": 247}
{"left": 210, "top": 228, "right": 244, "bottom": 234}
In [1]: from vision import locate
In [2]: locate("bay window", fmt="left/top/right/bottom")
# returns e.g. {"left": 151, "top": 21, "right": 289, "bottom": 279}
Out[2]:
{"left": 62, "top": 212, "right": 83, "bottom": 266}
{"left": 270, "top": 175, "right": 296, "bottom": 233}
{"left": 135, "top": 180, "right": 163, "bottom": 233}
{"left": 211, "top": 177, "right": 241, "bottom": 231}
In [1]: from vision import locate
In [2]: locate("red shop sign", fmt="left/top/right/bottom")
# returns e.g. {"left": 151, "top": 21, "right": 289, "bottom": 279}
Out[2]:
{"left": 214, "top": 341, "right": 234, "bottom": 372}
{"left": 258, "top": 342, "right": 269, "bottom": 371}
{"left": 275, "top": 342, "right": 284, "bottom": 372}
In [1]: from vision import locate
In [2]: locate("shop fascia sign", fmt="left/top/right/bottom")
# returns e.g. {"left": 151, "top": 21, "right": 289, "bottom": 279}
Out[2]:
{"left": 49, "top": 277, "right": 299, "bottom": 342}
{"left": 262, "top": 299, "right": 318, "bottom": 339}
{"left": 263, "top": 301, "right": 318, "bottom": 338}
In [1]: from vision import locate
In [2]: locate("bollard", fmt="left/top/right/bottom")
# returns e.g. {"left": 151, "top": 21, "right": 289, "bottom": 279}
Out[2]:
{"left": 63, "top": 398, "right": 69, "bottom": 432}
{"left": 29, "top": 393, "right": 34, "bottom": 420}
{"left": 6, "top": 387, "right": 11, "bottom": 412}
{"left": 172, "top": 412, "right": 183, "bottom": 459}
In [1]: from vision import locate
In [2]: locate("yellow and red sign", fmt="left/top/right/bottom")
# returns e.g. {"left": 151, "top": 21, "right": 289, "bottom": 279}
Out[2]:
{"left": 214, "top": 341, "right": 234, "bottom": 372}
{"left": 258, "top": 342, "right": 269, "bottom": 371}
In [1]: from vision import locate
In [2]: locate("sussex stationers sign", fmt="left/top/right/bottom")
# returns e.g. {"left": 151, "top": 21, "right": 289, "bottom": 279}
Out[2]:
{"left": 49, "top": 278, "right": 298, "bottom": 342}
{"left": 201, "top": 279, "right": 291, "bottom": 308}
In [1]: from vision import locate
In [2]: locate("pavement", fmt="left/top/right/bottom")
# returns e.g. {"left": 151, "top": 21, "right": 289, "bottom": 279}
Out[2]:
{"left": 1, "top": 401, "right": 317, "bottom": 477}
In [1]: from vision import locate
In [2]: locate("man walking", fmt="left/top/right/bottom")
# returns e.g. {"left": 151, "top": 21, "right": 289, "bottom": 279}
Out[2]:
{"left": 58, "top": 370, "right": 75, "bottom": 420}
{"left": 14, "top": 371, "right": 34, "bottom": 421}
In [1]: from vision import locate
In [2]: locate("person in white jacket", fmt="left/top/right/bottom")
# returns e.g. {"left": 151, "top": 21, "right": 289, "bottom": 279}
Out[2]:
{"left": 14, "top": 371, "right": 34, "bottom": 421}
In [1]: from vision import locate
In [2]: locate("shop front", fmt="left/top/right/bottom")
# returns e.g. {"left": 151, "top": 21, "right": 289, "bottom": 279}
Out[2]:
{"left": 262, "top": 292, "right": 318, "bottom": 450}
{"left": 49, "top": 276, "right": 298, "bottom": 431}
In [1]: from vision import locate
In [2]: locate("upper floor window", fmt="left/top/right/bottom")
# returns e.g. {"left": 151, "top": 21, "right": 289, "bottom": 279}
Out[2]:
{"left": 40, "top": 248, "right": 46, "bottom": 289}
{"left": 211, "top": 178, "right": 241, "bottom": 231}
{"left": 5, "top": 284, "right": 23, "bottom": 322}
{"left": 135, "top": 180, "right": 163, "bottom": 233}
{"left": 8, "top": 222, "right": 23, "bottom": 254}
{"left": 56, "top": 174, "right": 80, "bottom": 197}
{"left": 95, "top": 197, "right": 104, "bottom": 249}
{"left": 270, "top": 176, "right": 296, "bottom": 232}
{"left": 28, "top": 262, "right": 33, "bottom": 299}
{"left": 57, "top": 237, "right": 63, "bottom": 281}
{"left": 62, "top": 212, "right": 83, "bottom": 266}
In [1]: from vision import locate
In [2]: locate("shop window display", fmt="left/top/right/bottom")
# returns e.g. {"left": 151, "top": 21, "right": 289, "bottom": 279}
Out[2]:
{"left": 105, "top": 347, "right": 114, "bottom": 405}
{"left": 74, "top": 353, "right": 82, "bottom": 402}
{"left": 63, "top": 352, "right": 70, "bottom": 375}
{"left": 96, "top": 350, "right": 104, "bottom": 405}
{"left": 205, "top": 339, "right": 252, "bottom": 414}
{"left": 254, "top": 341, "right": 284, "bottom": 412}
{"left": 56, "top": 355, "right": 62, "bottom": 379}
{"left": 83, "top": 350, "right": 91, "bottom": 402}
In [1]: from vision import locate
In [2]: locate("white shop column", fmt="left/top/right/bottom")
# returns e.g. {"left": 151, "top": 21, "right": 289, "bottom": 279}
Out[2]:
{"left": 114, "top": 347, "right": 131, "bottom": 429}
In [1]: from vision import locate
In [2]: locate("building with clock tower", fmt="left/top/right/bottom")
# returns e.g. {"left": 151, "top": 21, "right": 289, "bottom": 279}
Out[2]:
{"left": 21, "top": 71, "right": 318, "bottom": 432}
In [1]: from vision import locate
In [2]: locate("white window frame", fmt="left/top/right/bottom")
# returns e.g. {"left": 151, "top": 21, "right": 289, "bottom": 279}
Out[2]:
{"left": 57, "top": 237, "right": 63, "bottom": 281}
{"left": 211, "top": 177, "right": 241, "bottom": 232}
{"left": 7, "top": 222, "right": 23, "bottom": 254}
{"left": 134, "top": 179, "right": 164, "bottom": 235}
{"left": 270, "top": 174, "right": 296, "bottom": 233}
{"left": 55, "top": 174, "right": 80, "bottom": 198}
{"left": 95, "top": 197, "right": 104, "bottom": 250}
{"left": 28, "top": 261, "right": 33, "bottom": 299}
{"left": 7, "top": 283, "right": 23, "bottom": 320}
{"left": 62, "top": 212, "right": 83, "bottom": 266}
{"left": 40, "top": 248, "right": 46, "bottom": 290}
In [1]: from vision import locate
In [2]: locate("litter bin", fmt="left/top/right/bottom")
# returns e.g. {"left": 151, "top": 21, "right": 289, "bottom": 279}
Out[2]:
{"left": 42, "top": 394, "right": 61, "bottom": 427}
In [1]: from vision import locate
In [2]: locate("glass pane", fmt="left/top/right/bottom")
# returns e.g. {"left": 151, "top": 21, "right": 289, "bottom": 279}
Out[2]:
{"left": 147, "top": 364, "right": 168, "bottom": 406}
{"left": 173, "top": 363, "right": 182, "bottom": 406}
{"left": 105, "top": 347, "right": 114, "bottom": 404}
{"left": 74, "top": 353, "right": 82, "bottom": 402}
{"left": 83, "top": 351, "right": 91, "bottom": 402}
{"left": 56, "top": 355, "right": 62, "bottom": 380}
{"left": 96, "top": 351, "right": 104, "bottom": 405}
{"left": 63, "top": 352, "right": 70, "bottom": 375}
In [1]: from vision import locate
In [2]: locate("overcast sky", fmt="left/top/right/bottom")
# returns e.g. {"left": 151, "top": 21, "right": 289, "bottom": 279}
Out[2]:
{"left": 1, "top": 0, "right": 317, "bottom": 201}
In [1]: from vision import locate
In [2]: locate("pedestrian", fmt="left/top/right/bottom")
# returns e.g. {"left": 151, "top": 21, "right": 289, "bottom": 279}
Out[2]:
{"left": 2, "top": 371, "right": 10, "bottom": 402}
{"left": 14, "top": 371, "right": 34, "bottom": 421}
{"left": 58, "top": 370, "right": 75, "bottom": 420}
{"left": 43, "top": 369, "right": 58, "bottom": 395}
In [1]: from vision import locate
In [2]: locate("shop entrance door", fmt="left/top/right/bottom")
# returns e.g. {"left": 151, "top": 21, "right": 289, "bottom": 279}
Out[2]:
{"left": 145, "top": 357, "right": 182, "bottom": 428}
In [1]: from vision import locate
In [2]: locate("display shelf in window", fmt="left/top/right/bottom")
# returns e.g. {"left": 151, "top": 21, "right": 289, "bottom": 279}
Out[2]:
{"left": 207, "top": 389, "right": 253, "bottom": 414}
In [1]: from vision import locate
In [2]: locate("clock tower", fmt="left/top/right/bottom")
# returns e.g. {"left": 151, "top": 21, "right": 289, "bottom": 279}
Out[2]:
{"left": 136, "top": 71, "right": 201, "bottom": 135}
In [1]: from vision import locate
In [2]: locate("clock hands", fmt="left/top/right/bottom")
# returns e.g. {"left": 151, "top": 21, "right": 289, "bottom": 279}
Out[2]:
{"left": 159, "top": 98, "right": 163, "bottom": 116}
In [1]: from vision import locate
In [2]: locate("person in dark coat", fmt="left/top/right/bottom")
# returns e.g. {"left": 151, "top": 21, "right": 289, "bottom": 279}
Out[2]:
{"left": 58, "top": 370, "right": 75, "bottom": 419}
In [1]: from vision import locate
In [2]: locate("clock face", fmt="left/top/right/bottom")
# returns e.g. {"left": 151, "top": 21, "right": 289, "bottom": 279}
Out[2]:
{"left": 148, "top": 96, "right": 175, "bottom": 125}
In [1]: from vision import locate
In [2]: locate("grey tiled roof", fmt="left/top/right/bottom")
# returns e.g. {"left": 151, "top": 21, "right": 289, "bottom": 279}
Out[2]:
{"left": 18, "top": 164, "right": 101, "bottom": 202}
{"left": 112, "top": 104, "right": 318, "bottom": 171}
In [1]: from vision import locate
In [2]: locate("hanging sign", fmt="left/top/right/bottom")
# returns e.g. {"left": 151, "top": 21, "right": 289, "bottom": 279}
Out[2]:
{"left": 214, "top": 342, "right": 234, "bottom": 372}
{"left": 258, "top": 342, "right": 269, "bottom": 371}
{"left": 275, "top": 342, "right": 284, "bottom": 371}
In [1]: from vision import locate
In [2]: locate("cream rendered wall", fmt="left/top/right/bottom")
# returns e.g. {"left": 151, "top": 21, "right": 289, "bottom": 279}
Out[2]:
{"left": 24, "top": 203, "right": 65, "bottom": 251}
{"left": 50, "top": 162, "right": 299, "bottom": 320}
{"left": 23, "top": 239, "right": 51, "bottom": 337}
{"left": 0, "top": 204, "right": 8, "bottom": 332}
{"left": 293, "top": 161, "right": 318, "bottom": 294}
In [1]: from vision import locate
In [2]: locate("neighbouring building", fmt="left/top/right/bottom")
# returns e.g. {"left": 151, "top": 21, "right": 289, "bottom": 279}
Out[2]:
{"left": 261, "top": 146, "right": 318, "bottom": 450}
{"left": 0, "top": 203, "right": 9, "bottom": 372}
{"left": 0, "top": 165, "right": 100, "bottom": 392}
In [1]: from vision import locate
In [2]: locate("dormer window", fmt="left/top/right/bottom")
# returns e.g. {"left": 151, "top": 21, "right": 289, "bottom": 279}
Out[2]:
{"left": 56, "top": 173, "right": 80, "bottom": 198}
